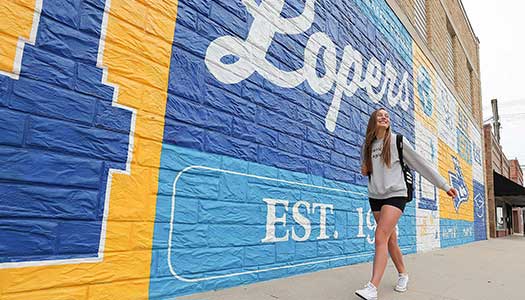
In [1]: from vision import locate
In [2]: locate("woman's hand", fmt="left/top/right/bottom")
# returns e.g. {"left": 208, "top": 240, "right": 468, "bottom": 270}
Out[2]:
{"left": 361, "top": 164, "right": 368, "bottom": 176}
{"left": 446, "top": 188, "right": 458, "bottom": 198}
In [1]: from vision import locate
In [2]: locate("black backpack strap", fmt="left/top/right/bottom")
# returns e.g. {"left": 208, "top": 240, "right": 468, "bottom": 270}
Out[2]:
{"left": 396, "top": 134, "right": 404, "bottom": 166}
{"left": 396, "top": 134, "right": 414, "bottom": 202}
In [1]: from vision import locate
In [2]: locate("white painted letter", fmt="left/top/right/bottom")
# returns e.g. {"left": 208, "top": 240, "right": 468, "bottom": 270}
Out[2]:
{"left": 292, "top": 201, "right": 312, "bottom": 241}
{"left": 365, "top": 56, "right": 387, "bottom": 103}
{"left": 304, "top": 32, "right": 336, "bottom": 95}
{"left": 205, "top": 0, "right": 317, "bottom": 88}
{"left": 325, "top": 45, "right": 364, "bottom": 132}
{"left": 385, "top": 60, "right": 410, "bottom": 111}
{"left": 313, "top": 203, "right": 334, "bottom": 240}
{"left": 262, "top": 198, "right": 289, "bottom": 243}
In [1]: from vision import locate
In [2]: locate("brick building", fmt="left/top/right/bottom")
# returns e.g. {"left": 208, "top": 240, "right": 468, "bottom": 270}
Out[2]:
{"left": 391, "top": 0, "right": 488, "bottom": 236}
{"left": 394, "top": 0, "right": 483, "bottom": 127}
{"left": 0, "top": 0, "right": 488, "bottom": 299}
{"left": 484, "top": 123, "right": 525, "bottom": 237}
{"left": 509, "top": 159, "right": 524, "bottom": 186}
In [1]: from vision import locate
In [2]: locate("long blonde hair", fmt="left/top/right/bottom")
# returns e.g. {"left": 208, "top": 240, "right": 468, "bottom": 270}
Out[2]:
{"left": 362, "top": 108, "right": 392, "bottom": 175}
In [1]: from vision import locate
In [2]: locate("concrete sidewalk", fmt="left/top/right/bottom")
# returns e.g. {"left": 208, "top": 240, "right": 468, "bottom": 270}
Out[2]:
{"left": 181, "top": 236, "right": 525, "bottom": 300}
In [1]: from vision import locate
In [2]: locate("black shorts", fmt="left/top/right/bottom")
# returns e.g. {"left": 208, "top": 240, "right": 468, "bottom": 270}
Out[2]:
{"left": 369, "top": 197, "right": 407, "bottom": 213}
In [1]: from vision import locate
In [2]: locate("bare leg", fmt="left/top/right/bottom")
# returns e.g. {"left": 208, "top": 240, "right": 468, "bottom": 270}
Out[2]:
{"left": 372, "top": 212, "right": 406, "bottom": 274}
{"left": 370, "top": 205, "right": 403, "bottom": 287}
{"left": 387, "top": 228, "right": 406, "bottom": 274}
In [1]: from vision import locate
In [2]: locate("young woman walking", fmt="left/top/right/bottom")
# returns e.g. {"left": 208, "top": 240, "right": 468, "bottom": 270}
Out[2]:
{"left": 355, "top": 108, "right": 458, "bottom": 300}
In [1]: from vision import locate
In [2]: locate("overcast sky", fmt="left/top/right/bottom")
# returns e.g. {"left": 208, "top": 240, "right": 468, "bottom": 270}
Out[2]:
{"left": 461, "top": 0, "right": 525, "bottom": 175}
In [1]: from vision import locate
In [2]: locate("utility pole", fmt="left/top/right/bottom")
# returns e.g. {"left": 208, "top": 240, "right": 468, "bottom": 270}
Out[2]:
{"left": 491, "top": 99, "right": 501, "bottom": 143}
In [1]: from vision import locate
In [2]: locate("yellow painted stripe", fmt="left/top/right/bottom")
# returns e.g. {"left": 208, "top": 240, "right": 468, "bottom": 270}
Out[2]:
{"left": 0, "top": 0, "right": 38, "bottom": 74}
{"left": 0, "top": 0, "right": 177, "bottom": 299}
{"left": 1, "top": 286, "right": 88, "bottom": 300}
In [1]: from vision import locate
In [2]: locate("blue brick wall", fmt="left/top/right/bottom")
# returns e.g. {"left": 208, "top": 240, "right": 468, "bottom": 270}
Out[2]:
{"left": 440, "top": 219, "right": 475, "bottom": 248}
{"left": 0, "top": 0, "right": 487, "bottom": 298}
{"left": 149, "top": 0, "right": 418, "bottom": 298}
{"left": 0, "top": 0, "right": 132, "bottom": 265}
{"left": 473, "top": 180, "right": 487, "bottom": 241}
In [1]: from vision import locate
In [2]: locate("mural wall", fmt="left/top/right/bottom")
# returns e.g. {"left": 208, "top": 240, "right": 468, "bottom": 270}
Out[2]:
{"left": 0, "top": 0, "right": 486, "bottom": 299}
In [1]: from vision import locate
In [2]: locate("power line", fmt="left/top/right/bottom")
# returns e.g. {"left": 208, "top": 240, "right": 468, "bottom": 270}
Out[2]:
{"left": 483, "top": 113, "right": 525, "bottom": 123}
{"left": 501, "top": 113, "right": 525, "bottom": 117}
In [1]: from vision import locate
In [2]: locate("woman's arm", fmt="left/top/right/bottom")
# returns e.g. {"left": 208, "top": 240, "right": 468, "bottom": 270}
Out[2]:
{"left": 402, "top": 139, "right": 452, "bottom": 192}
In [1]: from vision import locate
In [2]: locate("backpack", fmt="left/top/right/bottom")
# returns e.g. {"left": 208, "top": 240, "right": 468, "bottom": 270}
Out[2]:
{"left": 396, "top": 135, "right": 414, "bottom": 202}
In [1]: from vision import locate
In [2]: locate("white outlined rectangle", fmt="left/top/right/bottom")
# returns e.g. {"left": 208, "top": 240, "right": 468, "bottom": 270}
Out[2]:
{"left": 167, "top": 165, "right": 390, "bottom": 282}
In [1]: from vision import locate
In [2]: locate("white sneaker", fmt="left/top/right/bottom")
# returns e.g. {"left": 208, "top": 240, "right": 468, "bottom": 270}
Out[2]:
{"left": 355, "top": 282, "right": 378, "bottom": 300}
{"left": 394, "top": 273, "right": 409, "bottom": 292}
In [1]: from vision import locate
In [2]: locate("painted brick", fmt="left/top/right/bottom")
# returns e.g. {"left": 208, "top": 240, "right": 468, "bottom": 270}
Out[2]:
{"left": 246, "top": 182, "right": 301, "bottom": 204}
{"left": 94, "top": 101, "right": 133, "bottom": 133}
{"left": 344, "top": 238, "right": 366, "bottom": 254}
{"left": 0, "top": 109, "right": 27, "bottom": 146}
{"left": 256, "top": 108, "right": 306, "bottom": 139}
{"left": 171, "top": 224, "right": 208, "bottom": 248}
{"left": 0, "top": 183, "right": 98, "bottom": 220}
{"left": 318, "top": 240, "right": 346, "bottom": 257}
{"left": 244, "top": 244, "right": 275, "bottom": 267}
{"left": 204, "top": 131, "right": 257, "bottom": 161}
{"left": 199, "top": 201, "right": 266, "bottom": 225}
{"left": 173, "top": 24, "right": 208, "bottom": 60}
{"left": 0, "top": 219, "right": 58, "bottom": 258}
{"left": 0, "top": 146, "right": 103, "bottom": 188}
{"left": 334, "top": 138, "right": 362, "bottom": 157}
{"left": 205, "top": 85, "right": 256, "bottom": 121}
{"left": 163, "top": 119, "right": 206, "bottom": 151}
{"left": 75, "top": 63, "right": 113, "bottom": 99}
{"left": 295, "top": 241, "right": 318, "bottom": 260}
{"left": 232, "top": 118, "right": 278, "bottom": 147}
{"left": 78, "top": 0, "right": 104, "bottom": 35}
{"left": 0, "top": 76, "right": 9, "bottom": 103}
{"left": 302, "top": 141, "right": 331, "bottom": 163}
{"left": 172, "top": 247, "right": 244, "bottom": 275}
{"left": 207, "top": 225, "right": 266, "bottom": 248}
{"left": 208, "top": 2, "right": 248, "bottom": 38}
{"left": 277, "top": 132, "right": 303, "bottom": 155}
{"left": 172, "top": 171, "right": 220, "bottom": 200}
{"left": 276, "top": 240, "right": 295, "bottom": 263}
{"left": 56, "top": 221, "right": 102, "bottom": 255}
{"left": 27, "top": 115, "right": 130, "bottom": 163}
{"left": 11, "top": 77, "right": 96, "bottom": 125}
{"left": 258, "top": 145, "right": 309, "bottom": 174}
{"left": 37, "top": 16, "right": 100, "bottom": 64}
{"left": 217, "top": 175, "right": 248, "bottom": 202}
{"left": 173, "top": 196, "right": 200, "bottom": 224}
{"left": 222, "top": 155, "right": 249, "bottom": 173}
{"left": 160, "top": 143, "right": 222, "bottom": 173}
{"left": 165, "top": 93, "right": 207, "bottom": 126}
{"left": 324, "top": 164, "right": 355, "bottom": 184}
{"left": 306, "top": 127, "right": 335, "bottom": 149}
{"left": 41, "top": 0, "right": 79, "bottom": 28}
{"left": 205, "top": 108, "right": 233, "bottom": 135}
{"left": 0, "top": 0, "right": 486, "bottom": 298}
{"left": 168, "top": 50, "right": 206, "bottom": 103}
{"left": 22, "top": 46, "right": 76, "bottom": 89}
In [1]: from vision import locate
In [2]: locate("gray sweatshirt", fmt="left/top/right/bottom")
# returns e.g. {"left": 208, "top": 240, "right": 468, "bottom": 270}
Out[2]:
{"left": 363, "top": 133, "right": 451, "bottom": 199}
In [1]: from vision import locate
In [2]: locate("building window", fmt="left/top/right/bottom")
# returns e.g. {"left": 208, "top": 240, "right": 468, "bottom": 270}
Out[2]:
{"left": 497, "top": 206, "right": 505, "bottom": 230}
{"left": 414, "top": 0, "right": 427, "bottom": 40}
{"left": 446, "top": 19, "right": 456, "bottom": 81}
